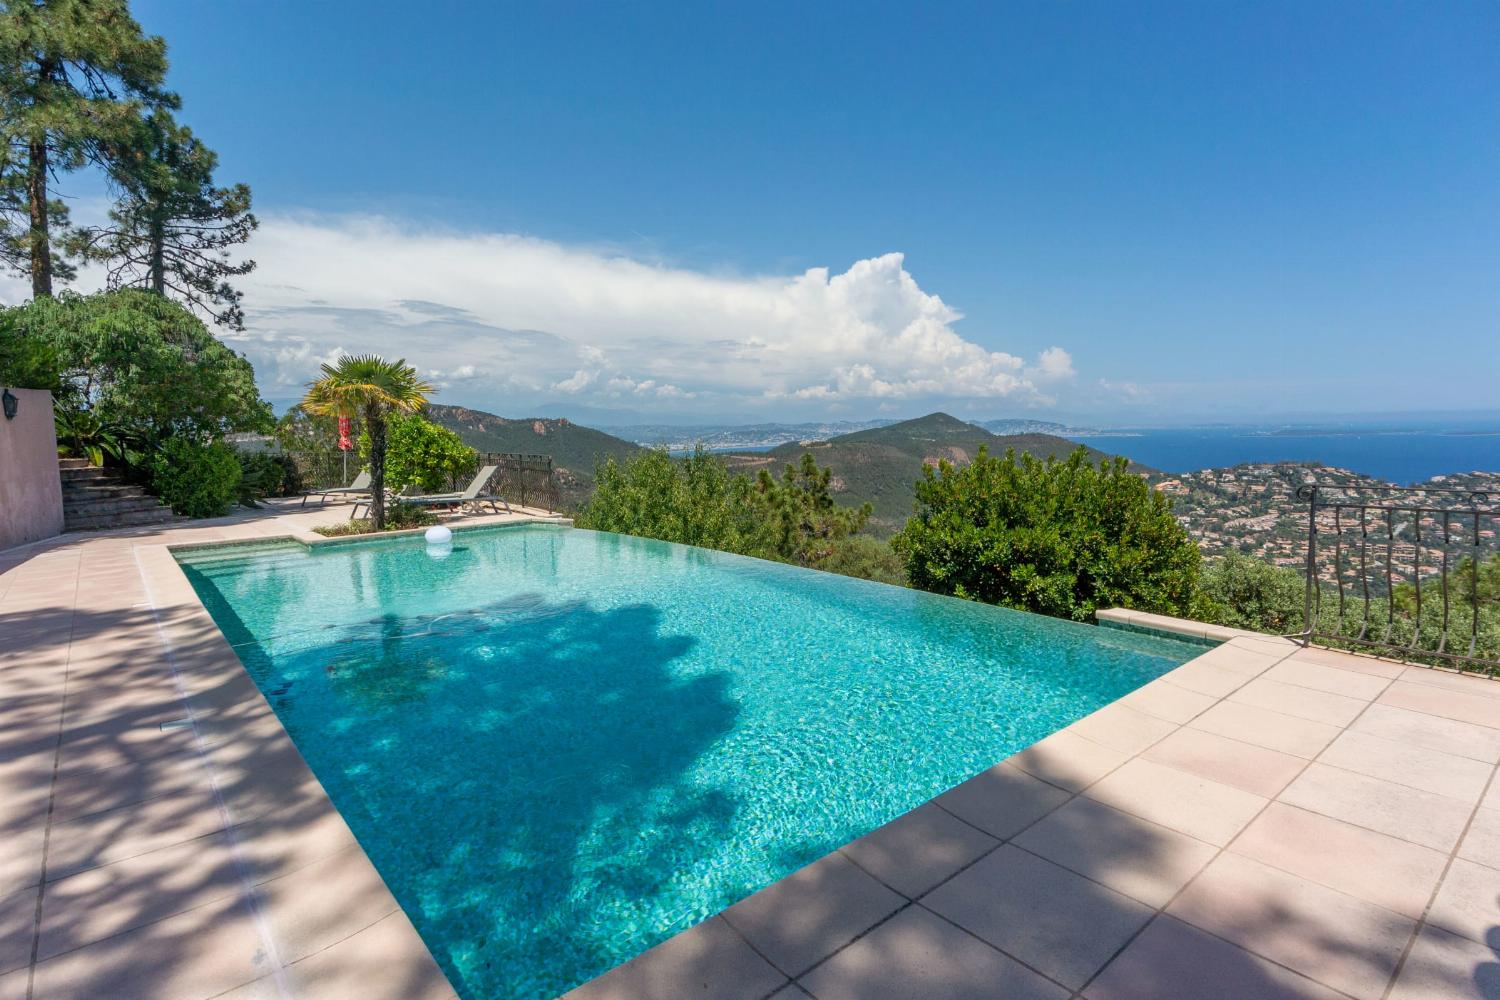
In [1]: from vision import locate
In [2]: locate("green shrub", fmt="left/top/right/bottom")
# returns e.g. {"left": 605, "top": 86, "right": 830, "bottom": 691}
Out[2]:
{"left": 893, "top": 447, "right": 1202, "bottom": 622}
{"left": 151, "top": 438, "right": 242, "bottom": 518}
{"left": 811, "top": 535, "right": 907, "bottom": 586}
{"left": 234, "top": 451, "right": 289, "bottom": 506}
{"left": 311, "top": 505, "right": 437, "bottom": 537}
{"left": 360, "top": 412, "right": 477, "bottom": 493}
{"left": 1198, "top": 551, "right": 1306, "bottom": 634}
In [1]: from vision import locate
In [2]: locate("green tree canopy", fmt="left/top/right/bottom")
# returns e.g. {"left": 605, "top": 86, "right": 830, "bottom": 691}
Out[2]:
{"left": 0, "top": 288, "right": 270, "bottom": 441}
{"left": 77, "top": 107, "right": 257, "bottom": 328}
{"left": 892, "top": 447, "right": 1203, "bottom": 622}
{"left": 361, "top": 411, "right": 477, "bottom": 494}
{"left": 0, "top": 0, "right": 174, "bottom": 295}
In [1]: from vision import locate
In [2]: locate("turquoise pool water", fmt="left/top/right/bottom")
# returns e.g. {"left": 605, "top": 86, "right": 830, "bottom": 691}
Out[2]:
{"left": 178, "top": 525, "right": 1203, "bottom": 999}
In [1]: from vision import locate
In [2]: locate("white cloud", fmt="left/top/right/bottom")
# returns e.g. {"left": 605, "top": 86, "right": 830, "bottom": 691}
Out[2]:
{"left": 1, "top": 212, "right": 1077, "bottom": 413}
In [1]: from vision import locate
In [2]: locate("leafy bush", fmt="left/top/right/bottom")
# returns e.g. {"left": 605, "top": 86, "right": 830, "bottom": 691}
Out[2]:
{"left": 312, "top": 505, "right": 438, "bottom": 537}
{"left": 1198, "top": 552, "right": 1306, "bottom": 634}
{"left": 892, "top": 447, "right": 1202, "bottom": 622}
{"left": 578, "top": 448, "right": 756, "bottom": 552}
{"left": 0, "top": 328, "right": 60, "bottom": 391}
{"left": 53, "top": 400, "right": 146, "bottom": 469}
{"left": 360, "top": 411, "right": 477, "bottom": 493}
{"left": 234, "top": 451, "right": 294, "bottom": 506}
{"left": 811, "top": 535, "right": 907, "bottom": 586}
{"left": 1, "top": 291, "right": 272, "bottom": 444}
{"left": 151, "top": 438, "right": 242, "bottom": 518}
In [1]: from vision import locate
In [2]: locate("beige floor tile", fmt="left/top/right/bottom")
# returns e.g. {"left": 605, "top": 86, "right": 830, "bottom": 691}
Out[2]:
{"left": 720, "top": 852, "right": 904, "bottom": 977}
{"left": 258, "top": 847, "right": 400, "bottom": 965}
{"left": 1263, "top": 659, "right": 1392, "bottom": 700}
{"left": 1084, "top": 757, "right": 1267, "bottom": 846}
{"left": 1142, "top": 727, "right": 1306, "bottom": 798}
{"left": 1085, "top": 915, "right": 1344, "bottom": 1000}
{"left": 1190, "top": 700, "right": 1342, "bottom": 758}
{"left": 44, "top": 789, "right": 226, "bottom": 881}
{"left": 1388, "top": 923, "right": 1500, "bottom": 1000}
{"left": 769, "top": 986, "right": 812, "bottom": 1000}
{"left": 800, "top": 905, "right": 1067, "bottom": 1000}
{"left": 1398, "top": 666, "right": 1500, "bottom": 700}
{"left": 1229, "top": 677, "right": 1367, "bottom": 727}
{"left": 1160, "top": 660, "right": 1250, "bottom": 698}
{"left": 840, "top": 802, "right": 997, "bottom": 899}
{"left": 1064, "top": 703, "right": 1177, "bottom": 755}
{"left": 1319, "top": 729, "right": 1493, "bottom": 802}
{"left": 36, "top": 834, "right": 242, "bottom": 960}
{"left": 932, "top": 762, "right": 1070, "bottom": 840}
{"left": 0, "top": 825, "right": 45, "bottom": 896}
{"left": 0, "top": 887, "right": 35, "bottom": 977}
{"left": 1199, "top": 641, "right": 1288, "bottom": 675}
{"left": 29, "top": 894, "right": 271, "bottom": 1000}
{"left": 1381, "top": 680, "right": 1500, "bottom": 730}
{"left": 1168, "top": 853, "right": 1415, "bottom": 998}
{"left": 1290, "top": 645, "right": 1406, "bottom": 678}
{"left": 284, "top": 909, "right": 458, "bottom": 1000}
{"left": 1428, "top": 858, "right": 1500, "bottom": 948}
{"left": 1229, "top": 803, "right": 1447, "bottom": 918}
{"left": 232, "top": 803, "right": 360, "bottom": 885}
{"left": 1006, "top": 729, "right": 1128, "bottom": 793}
{"left": 1122, "top": 677, "right": 1218, "bottom": 723}
{"left": 924, "top": 844, "right": 1152, "bottom": 990}
{"left": 0, "top": 969, "right": 27, "bottom": 1000}
{"left": 1459, "top": 807, "right": 1500, "bottom": 870}
{"left": 1013, "top": 796, "right": 1217, "bottom": 907}
{"left": 1353, "top": 703, "right": 1500, "bottom": 764}
{"left": 1280, "top": 763, "right": 1475, "bottom": 852}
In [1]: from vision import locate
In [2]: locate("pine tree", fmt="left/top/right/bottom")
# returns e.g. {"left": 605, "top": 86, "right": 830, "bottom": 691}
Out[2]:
{"left": 78, "top": 108, "right": 257, "bottom": 328}
{"left": 0, "top": 0, "right": 174, "bottom": 297}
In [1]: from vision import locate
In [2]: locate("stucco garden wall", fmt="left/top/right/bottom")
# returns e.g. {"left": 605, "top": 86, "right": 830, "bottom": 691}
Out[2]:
{"left": 0, "top": 387, "right": 63, "bottom": 550}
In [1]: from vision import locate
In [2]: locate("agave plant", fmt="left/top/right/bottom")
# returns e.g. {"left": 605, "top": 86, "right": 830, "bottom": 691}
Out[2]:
{"left": 302, "top": 355, "right": 434, "bottom": 529}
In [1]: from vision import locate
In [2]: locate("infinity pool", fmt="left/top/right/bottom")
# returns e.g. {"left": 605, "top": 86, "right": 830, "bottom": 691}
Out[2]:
{"left": 179, "top": 524, "right": 1202, "bottom": 999}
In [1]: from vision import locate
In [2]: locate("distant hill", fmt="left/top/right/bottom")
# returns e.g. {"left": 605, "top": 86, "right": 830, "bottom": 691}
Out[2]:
{"left": 426, "top": 404, "right": 643, "bottom": 505}
{"left": 723, "top": 412, "right": 1143, "bottom": 533}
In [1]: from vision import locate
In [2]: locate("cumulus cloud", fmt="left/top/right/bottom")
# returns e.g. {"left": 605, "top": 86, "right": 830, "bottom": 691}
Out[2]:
{"left": 1, "top": 212, "right": 1076, "bottom": 413}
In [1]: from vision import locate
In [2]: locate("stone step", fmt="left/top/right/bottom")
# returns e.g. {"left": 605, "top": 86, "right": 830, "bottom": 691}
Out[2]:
{"left": 61, "top": 483, "right": 143, "bottom": 501}
{"left": 64, "top": 495, "right": 171, "bottom": 517}
{"left": 64, "top": 506, "right": 179, "bottom": 532}
{"left": 59, "top": 466, "right": 115, "bottom": 483}
{"left": 57, "top": 457, "right": 92, "bottom": 470}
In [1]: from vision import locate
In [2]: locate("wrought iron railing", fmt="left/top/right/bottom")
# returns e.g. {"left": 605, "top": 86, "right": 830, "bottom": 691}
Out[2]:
{"left": 1296, "top": 483, "right": 1499, "bottom": 673}
{"left": 281, "top": 450, "right": 558, "bottom": 513}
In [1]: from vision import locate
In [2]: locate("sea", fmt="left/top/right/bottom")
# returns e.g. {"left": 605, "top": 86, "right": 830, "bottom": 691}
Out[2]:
{"left": 1072, "top": 428, "right": 1500, "bottom": 484}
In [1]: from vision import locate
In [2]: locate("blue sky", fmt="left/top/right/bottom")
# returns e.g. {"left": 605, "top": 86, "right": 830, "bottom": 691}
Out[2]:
{"left": 64, "top": 2, "right": 1500, "bottom": 424}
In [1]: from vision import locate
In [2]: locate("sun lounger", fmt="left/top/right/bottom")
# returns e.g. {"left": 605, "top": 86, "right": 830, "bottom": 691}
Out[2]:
{"left": 352, "top": 466, "right": 509, "bottom": 518}
{"left": 300, "top": 470, "right": 371, "bottom": 506}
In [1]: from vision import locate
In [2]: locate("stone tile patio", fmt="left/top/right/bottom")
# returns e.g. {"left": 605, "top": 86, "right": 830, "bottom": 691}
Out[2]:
{"left": 3, "top": 505, "right": 1500, "bottom": 999}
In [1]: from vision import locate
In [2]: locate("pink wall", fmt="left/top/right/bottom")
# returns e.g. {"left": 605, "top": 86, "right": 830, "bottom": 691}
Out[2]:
{"left": 0, "top": 388, "right": 64, "bottom": 550}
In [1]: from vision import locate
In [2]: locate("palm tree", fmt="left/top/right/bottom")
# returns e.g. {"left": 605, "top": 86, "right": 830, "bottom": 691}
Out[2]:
{"left": 302, "top": 355, "right": 434, "bottom": 529}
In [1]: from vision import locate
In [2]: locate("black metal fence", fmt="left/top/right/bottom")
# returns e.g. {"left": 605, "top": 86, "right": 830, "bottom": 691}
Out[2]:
{"left": 284, "top": 449, "right": 558, "bottom": 513}
{"left": 1297, "top": 483, "right": 1499, "bottom": 673}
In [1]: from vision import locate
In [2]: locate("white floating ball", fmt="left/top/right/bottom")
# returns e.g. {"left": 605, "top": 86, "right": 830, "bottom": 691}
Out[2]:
{"left": 425, "top": 525, "right": 453, "bottom": 545}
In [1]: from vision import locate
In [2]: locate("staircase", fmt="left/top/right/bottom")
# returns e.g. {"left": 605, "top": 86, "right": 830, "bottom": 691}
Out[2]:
{"left": 59, "top": 458, "right": 178, "bottom": 532}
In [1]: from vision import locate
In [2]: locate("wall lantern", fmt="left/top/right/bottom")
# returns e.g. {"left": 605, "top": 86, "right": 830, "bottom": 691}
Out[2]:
{"left": 1, "top": 388, "right": 16, "bottom": 421}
